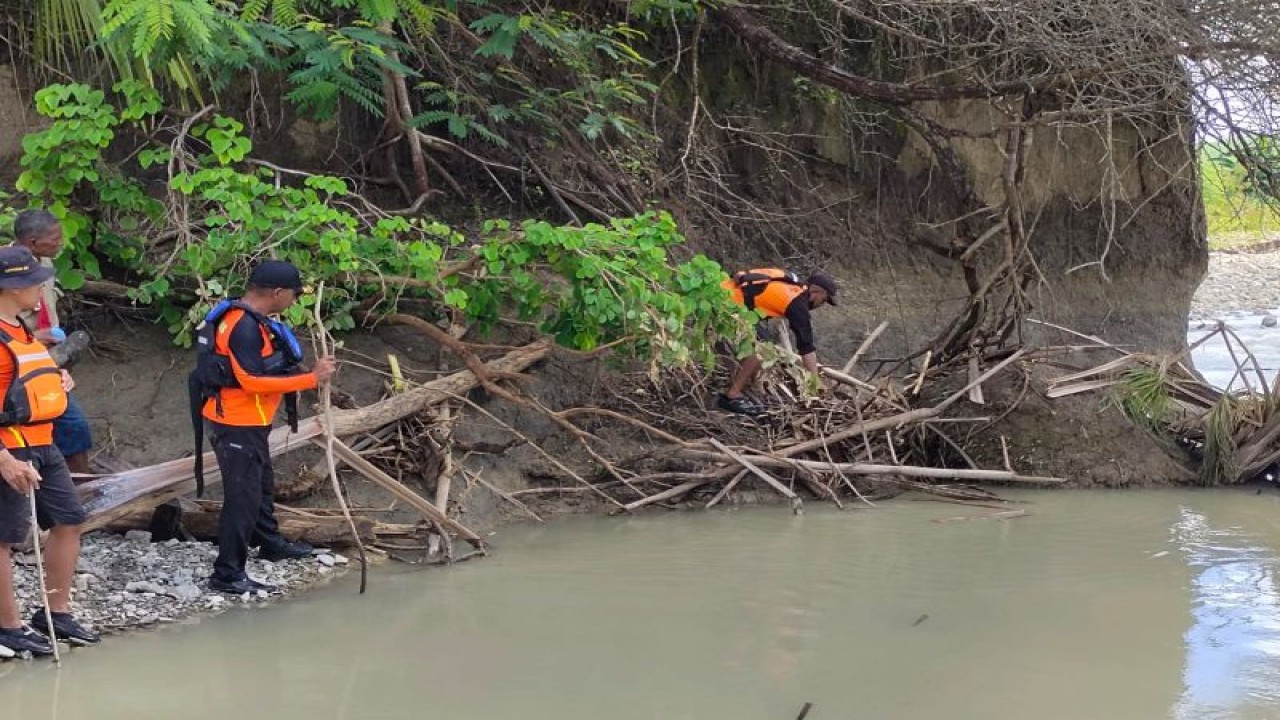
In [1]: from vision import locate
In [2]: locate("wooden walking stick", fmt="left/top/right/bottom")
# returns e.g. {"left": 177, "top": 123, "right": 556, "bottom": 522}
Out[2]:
{"left": 312, "top": 283, "right": 369, "bottom": 593}
{"left": 29, "top": 485, "right": 60, "bottom": 664}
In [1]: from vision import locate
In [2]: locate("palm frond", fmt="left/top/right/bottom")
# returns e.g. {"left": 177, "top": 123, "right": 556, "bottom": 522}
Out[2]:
{"left": 1201, "top": 396, "right": 1239, "bottom": 486}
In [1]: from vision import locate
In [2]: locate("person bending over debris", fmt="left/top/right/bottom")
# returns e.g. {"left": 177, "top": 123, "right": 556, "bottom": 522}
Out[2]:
{"left": 189, "top": 260, "right": 337, "bottom": 595}
{"left": 718, "top": 268, "right": 839, "bottom": 416}
{"left": 11, "top": 210, "right": 94, "bottom": 476}
{"left": 0, "top": 247, "right": 99, "bottom": 657}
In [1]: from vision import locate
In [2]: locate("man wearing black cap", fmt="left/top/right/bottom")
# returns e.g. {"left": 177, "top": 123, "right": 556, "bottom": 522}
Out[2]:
{"left": 718, "top": 269, "right": 839, "bottom": 416}
{"left": 194, "top": 259, "right": 337, "bottom": 595}
{"left": 0, "top": 246, "right": 99, "bottom": 656}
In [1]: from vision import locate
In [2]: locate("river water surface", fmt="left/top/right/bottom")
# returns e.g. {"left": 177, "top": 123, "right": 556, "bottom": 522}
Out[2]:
{"left": 5, "top": 490, "right": 1280, "bottom": 719}
{"left": 1190, "top": 312, "right": 1280, "bottom": 391}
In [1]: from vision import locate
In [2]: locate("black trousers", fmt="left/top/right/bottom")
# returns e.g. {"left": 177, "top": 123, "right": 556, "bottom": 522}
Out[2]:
{"left": 208, "top": 423, "right": 284, "bottom": 582}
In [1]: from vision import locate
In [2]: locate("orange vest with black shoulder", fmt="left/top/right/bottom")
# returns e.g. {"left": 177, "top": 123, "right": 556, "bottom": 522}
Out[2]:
{"left": 721, "top": 268, "right": 807, "bottom": 318}
{"left": 200, "top": 307, "right": 314, "bottom": 427}
{"left": 0, "top": 319, "right": 67, "bottom": 449}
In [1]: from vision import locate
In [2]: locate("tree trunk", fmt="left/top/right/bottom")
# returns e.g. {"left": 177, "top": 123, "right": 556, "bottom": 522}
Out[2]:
{"left": 379, "top": 19, "right": 430, "bottom": 198}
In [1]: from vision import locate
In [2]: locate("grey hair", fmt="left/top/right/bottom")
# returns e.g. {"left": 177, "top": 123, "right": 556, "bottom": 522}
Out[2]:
{"left": 13, "top": 209, "right": 60, "bottom": 243}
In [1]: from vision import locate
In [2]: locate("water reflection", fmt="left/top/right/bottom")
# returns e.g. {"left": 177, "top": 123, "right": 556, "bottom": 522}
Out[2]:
{"left": 1189, "top": 317, "right": 1280, "bottom": 391}
{"left": 1175, "top": 506, "right": 1280, "bottom": 719}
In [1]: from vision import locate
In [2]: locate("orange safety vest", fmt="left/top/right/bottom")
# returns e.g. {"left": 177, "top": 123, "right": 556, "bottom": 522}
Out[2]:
{"left": 0, "top": 320, "right": 67, "bottom": 449}
{"left": 201, "top": 307, "right": 314, "bottom": 427}
{"left": 721, "top": 268, "right": 807, "bottom": 318}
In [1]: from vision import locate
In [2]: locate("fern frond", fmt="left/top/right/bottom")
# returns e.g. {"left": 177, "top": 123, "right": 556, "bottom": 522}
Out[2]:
{"left": 241, "top": 0, "right": 270, "bottom": 21}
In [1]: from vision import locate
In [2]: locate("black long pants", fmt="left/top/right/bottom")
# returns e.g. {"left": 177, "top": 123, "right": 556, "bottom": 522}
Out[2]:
{"left": 208, "top": 423, "right": 284, "bottom": 582}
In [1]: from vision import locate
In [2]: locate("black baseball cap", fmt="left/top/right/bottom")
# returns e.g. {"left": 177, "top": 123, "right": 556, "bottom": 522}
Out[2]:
{"left": 0, "top": 246, "right": 54, "bottom": 289}
{"left": 248, "top": 260, "right": 304, "bottom": 293}
{"left": 807, "top": 271, "right": 839, "bottom": 306}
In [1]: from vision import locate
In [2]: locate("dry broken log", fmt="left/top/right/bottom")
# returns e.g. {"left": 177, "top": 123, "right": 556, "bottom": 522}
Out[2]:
{"left": 110, "top": 503, "right": 381, "bottom": 546}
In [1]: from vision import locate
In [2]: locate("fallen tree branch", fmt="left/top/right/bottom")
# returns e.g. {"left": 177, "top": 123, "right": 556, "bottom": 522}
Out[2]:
{"left": 678, "top": 449, "right": 1063, "bottom": 485}
{"left": 620, "top": 471, "right": 732, "bottom": 511}
{"left": 324, "top": 437, "right": 486, "bottom": 548}
{"left": 707, "top": 437, "right": 801, "bottom": 512}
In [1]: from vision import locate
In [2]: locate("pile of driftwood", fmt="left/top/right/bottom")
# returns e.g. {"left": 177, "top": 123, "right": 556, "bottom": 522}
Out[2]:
{"left": 1046, "top": 321, "right": 1279, "bottom": 486}
{"left": 556, "top": 341, "right": 1061, "bottom": 515}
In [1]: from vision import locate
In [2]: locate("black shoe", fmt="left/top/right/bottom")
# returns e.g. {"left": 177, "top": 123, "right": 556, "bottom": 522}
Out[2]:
{"left": 0, "top": 626, "right": 54, "bottom": 656}
{"left": 209, "top": 576, "right": 263, "bottom": 595}
{"left": 209, "top": 576, "right": 278, "bottom": 595}
{"left": 258, "top": 539, "right": 314, "bottom": 562}
{"left": 29, "top": 609, "right": 100, "bottom": 646}
{"left": 717, "top": 393, "right": 766, "bottom": 416}
{"left": 247, "top": 578, "right": 281, "bottom": 594}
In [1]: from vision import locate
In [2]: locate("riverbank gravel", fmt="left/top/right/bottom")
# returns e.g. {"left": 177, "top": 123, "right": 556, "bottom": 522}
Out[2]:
{"left": 5, "top": 531, "right": 347, "bottom": 657}
{"left": 1192, "top": 250, "right": 1280, "bottom": 318}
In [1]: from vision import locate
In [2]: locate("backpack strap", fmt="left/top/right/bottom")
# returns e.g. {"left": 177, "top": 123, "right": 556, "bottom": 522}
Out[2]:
{"left": 187, "top": 371, "right": 207, "bottom": 498}
{"left": 733, "top": 270, "right": 805, "bottom": 312}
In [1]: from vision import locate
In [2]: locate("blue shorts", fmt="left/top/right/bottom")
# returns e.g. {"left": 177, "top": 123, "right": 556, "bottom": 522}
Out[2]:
{"left": 53, "top": 394, "right": 93, "bottom": 457}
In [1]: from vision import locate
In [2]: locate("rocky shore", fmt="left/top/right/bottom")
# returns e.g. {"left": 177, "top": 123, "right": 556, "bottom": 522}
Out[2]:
{"left": 1191, "top": 249, "right": 1280, "bottom": 318}
{"left": 5, "top": 531, "right": 349, "bottom": 658}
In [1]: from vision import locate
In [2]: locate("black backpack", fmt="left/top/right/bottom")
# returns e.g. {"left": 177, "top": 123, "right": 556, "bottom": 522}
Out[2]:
{"left": 732, "top": 269, "right": 804, "bottom": 312}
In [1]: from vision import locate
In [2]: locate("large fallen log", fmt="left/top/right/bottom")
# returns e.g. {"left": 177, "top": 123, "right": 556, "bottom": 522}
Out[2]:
{"left": 78, "top": 341, "right": 551, "bottom": 532}
{"left": 109, "top": 503, "right": 381, "bottom": 546}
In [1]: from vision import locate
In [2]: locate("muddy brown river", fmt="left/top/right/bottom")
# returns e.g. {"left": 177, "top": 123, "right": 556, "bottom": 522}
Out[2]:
{"left": 4, "top": 489, "right": 1280, "bottom": 718}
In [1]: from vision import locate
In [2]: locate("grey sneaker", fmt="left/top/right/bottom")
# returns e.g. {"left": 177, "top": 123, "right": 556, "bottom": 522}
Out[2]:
{"left": 29, "top": 609, "right": 100, "bottom": 646}
{"left": 0, "top": 626, "right": 54, "bottom": 657}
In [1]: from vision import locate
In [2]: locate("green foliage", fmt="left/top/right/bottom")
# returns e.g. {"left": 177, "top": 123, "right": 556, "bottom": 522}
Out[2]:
{"left": 14, "top": 81, "right": 164, "bottom": 289}
{"left": 410, "top": 82, "right": 510, "bottom": 146}
{"left": 100, "top": 0, "right": 254, "bottom": 92}
{"left": 463, "top": 11, "right": 658, "bottom": 145}
{"left": 241, "top": 0, "right": 301, "bottom": 26}
{"left": 34, "top": 0, "right": 112, "bottom": 72}
{"left": 458, "top": 214, "right": 749, "bottom": 365}
{"left": 284, "top": 20, "right": 419, "bottom": 119}
{"left": 7, "top": 82, "right": 751, "bottom": 368}
{"left": 1201, "top": 396, "right": 1239, "bottom": 487}
{"left": 1109, "top": 365, "right": 1173, "bottom": 435}
{"left": 1201, "top": 141, "right": 1280, "bottom": 245}
{"left": 623, "top": 0, "right": 702, "bottom": 21}
{"left": 34, "top": 1, "right": 662, "bottom": 152}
